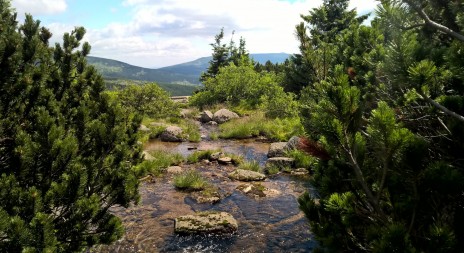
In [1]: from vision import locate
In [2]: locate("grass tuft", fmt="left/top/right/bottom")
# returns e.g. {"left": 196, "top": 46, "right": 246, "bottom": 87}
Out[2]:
{"left": 238, "top": 160, "right": 261, "bottom": 172}
{"left": 173, "top": 170, "right": 209, "bottom": 191}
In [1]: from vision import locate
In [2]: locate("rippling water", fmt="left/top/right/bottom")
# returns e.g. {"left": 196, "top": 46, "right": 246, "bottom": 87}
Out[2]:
{"left": 91, "top": 135, "right": 318, "bottom": 253}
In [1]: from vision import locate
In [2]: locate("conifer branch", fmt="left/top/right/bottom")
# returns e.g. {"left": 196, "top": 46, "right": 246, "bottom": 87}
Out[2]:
{"left": 416, "top": 90, "right": 464, "bottom": 123}
{"left": 404, "top": 0, "right": 464, "bottom": 42}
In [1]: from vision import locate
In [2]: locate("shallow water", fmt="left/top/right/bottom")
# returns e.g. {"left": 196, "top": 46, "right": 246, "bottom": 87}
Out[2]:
{"left": 92, "top": 134, "right": 317, "bottom": 253}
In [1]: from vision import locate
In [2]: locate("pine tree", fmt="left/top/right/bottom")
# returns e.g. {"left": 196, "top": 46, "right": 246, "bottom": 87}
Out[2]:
{"left": 0, "top": 1, "right": 141, "bottom": 251}
{"left": 298, "top": 0, "right": 464, "bottom": 251}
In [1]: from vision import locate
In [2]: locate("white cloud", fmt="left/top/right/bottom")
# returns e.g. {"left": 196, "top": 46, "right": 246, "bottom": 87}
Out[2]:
{"left": 12, "top": 0, "right": 67, "bottom": 16}
{"left": 35, "top": 0, "right": 379, "bottom": 68}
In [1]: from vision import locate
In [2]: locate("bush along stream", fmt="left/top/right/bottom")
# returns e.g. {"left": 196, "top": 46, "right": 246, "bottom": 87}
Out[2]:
{"left": 91, "top": 108, "right": 319, "bottom": 252}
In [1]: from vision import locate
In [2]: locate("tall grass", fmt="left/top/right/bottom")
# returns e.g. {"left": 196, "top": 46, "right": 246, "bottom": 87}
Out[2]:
{"left": 285, "top": 149, "right": 317, "bottom": 169}
{"left": 238, "top": 160, "right": 261, "bottom": 172}
{"left": 173, "top": 170, "right": 209, "bottom": 191}
{"left": 219, "top": 112, "right": 304, "bottom": 141}
{"left": 134, "top": 150, "right": 184, "bottom": 177}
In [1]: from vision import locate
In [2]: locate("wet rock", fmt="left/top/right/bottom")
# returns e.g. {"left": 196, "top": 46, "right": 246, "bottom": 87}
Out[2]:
{"left": 213, "top": 109, "right": 239, "bottom": 124}
{"left": 228, "top": 169, "right": 266, "bottom": 182}
{"left": 210, "top": 152, "right": 224, "bottom": 161}
{"left": 191, "top": 187, "right": 222, "bottom": 203}
{"left": 218, "top": 157, "right": 232, "bottom": 165}
{"left": 267, "top": 142, "right": 287, "bottom": 157}
{"left": 290, "top": 168, "right": 309, "bottom": 176}
{"left": 142, "top": 151, "right": 154, "bottom": 161}
{"left": 139, "top": 124, "right": 151, "bottom": 132}
{"left": 200, "top": 110, "right": 214, "bottom": 123}
{"left": 174, "top": 211, "right": 238, "bottom": 234}
{"left": 237, "top": 183, "right": 281, "bottom": 198}
{"left": 285, "top": 136, "right": 302, "bottom": 150}
{"left": 167, "top": 166, "right": 183, "bottom": 174}
{"left": 160, "top": 126, "right": 184, "bottom": 142}
{"left": 265, "top": 157, "right": 295, "bottom": 169}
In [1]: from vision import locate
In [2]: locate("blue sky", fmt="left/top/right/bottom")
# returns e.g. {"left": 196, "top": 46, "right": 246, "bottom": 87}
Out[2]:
{"left": 12, "top": 0, "right": 379, "bottom": 68}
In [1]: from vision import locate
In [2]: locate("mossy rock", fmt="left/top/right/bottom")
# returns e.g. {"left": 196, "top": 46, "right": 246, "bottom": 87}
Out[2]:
{"left": 175, "top": 211, "right": 238, "bottom": 234}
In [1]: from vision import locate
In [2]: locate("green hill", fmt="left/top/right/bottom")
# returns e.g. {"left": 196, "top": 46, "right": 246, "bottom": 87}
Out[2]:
{"left": 87, "top": 53, "right": 290, "bottom": 96}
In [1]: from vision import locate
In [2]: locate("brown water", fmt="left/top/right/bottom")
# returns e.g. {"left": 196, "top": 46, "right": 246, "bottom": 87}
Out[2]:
{"left": 92, "top": 133, "right": 317, "bottom": 252}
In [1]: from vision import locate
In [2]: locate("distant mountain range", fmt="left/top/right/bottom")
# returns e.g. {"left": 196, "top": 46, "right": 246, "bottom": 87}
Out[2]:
{"left": 87, "top": 53, "right": 290, "bottom": 86}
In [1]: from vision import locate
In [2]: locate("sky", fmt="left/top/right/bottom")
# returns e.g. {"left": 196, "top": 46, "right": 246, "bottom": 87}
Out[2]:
{"left": 11, "top": 0, "right": 379, "bottom": 68}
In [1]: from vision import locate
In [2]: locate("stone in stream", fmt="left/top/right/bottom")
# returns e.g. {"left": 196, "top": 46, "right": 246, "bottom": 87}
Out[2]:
{"left": 200, "top": 110, "right": 214, "bottom": 123}
{"left": 160, "top": 126, "right": 184, "bottom": 142}
{"left": 237, "top": 183, "right": 281, "bottom": 198}
{"left": 291, "top": 168, "right": 310, "bottom": 176}
{"left": 228, "top": 169, "right": 266, "bottom": 182}
{"left": 213, "top": 109, "right": 239, "bottom": 124}
{"left": 166, "top": 166, "right": 183, "bottom": 174}
{"left": 174, "top": 211, "right": 238, "bottom": 234}
{"left": 191, "top": 186, "right": 222, "bottom": 204}
{"left": 265, "top": 157, "right": 295, "bottom": 169}
{"left": 267, "top": 142, "right": 288, "bottom": 158}
{"left": 218, "top": 157, "right": 232, "bottom": 165}
{"left": 209, "top": 152, "right": 224, "bottom": 161}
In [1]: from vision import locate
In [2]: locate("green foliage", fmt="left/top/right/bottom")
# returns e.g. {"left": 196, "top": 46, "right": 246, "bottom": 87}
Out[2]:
{"left": 0, "top": 3, "right": 140, "bottom": 251}
{"left": 173, "top": 170, "right": 209, "bottom": 191}
{"left": 238, "top": 161, "right": 261, "bottom": 172}
{"left": 187, "top": 150, "right": 218, "bottom": 164}
{"left": 285, "top": 149, "right": 316, "bottom": 169}
{"left": 218, "top": 112, "right": 304, "bottom": 141}
{"left": 116, "top": 83, "right": 179, "bottom": 119}
{"left": 134, "top": 150, "right": 183, "bottom": 177}
{"left": 265, "top": 165, "right": 281, "bottom": 175}
{"left": 297, "top": 0, "right": 464, "bottom": 252}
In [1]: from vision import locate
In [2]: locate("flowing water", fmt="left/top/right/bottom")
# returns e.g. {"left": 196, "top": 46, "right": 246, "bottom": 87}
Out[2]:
{"left": 92, "top": 126, "right": 317, "bottom": 253}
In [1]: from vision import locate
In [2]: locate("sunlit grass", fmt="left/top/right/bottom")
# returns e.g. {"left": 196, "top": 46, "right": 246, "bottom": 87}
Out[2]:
{"left": 134, "top": 150, "right": 184, "bottom": 177}
{"left": 238, "top": 160, "right": 261, "bottom": 172}
{"left": 218, "top": 112, "right": 304, "bottom": 141}
{"left": 173, "top": 170, "right": 209, "bottom": 191}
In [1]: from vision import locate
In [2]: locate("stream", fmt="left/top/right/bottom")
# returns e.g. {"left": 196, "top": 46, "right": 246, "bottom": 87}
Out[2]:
{"left": 92, "top": 125, "right": 317, "bottom": 252}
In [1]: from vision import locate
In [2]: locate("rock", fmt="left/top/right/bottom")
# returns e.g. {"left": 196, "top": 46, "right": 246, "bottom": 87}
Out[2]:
{"left": 175, "top": 211, "right": 238, "bottom": 234}
{"left": 200, "top": 110, "right": 214, "bottom": 123}
{"left": 267, "top": 142, "right": 288, "bottom": 157}
{"left": 191, "top": 187, "right": 222, "bottom": 204}
{"left": 160, "top": 126, "right": 184, "bottom": 142}
{"left": 139, "top": 124, "right": 151, "bottom": 132}
{"left": 207, "top": 121, "right": 218, "bottom": 126}
{"left": 213, "top": 109, "right": 239, "bottom": 124}
{"left": 218, "top": 157, "right": 232, "bottom": 165}
{"left": 291, "top": 168, "right": 309, "bottom": 176}
{"left": 142, "top": 151, "right": 154, "bottom": 161}
{"left": 167, "top": 166, "right": 183, "bottom": 174}
{"left": 265, "top": 157, "right": 295, "bottom": 169}
{"left": 228, "top": 169, "right": 266, "bottom": 182}
{"left": 180, "top": 109, "right": 193, "bottom": 118}
{"left": 210, "top": 152, "right": 224, "bottom": 161}
{"left": 237, "top": 183, "right": 281, "bottom": 198}
{"left": 285, "top": 136, "right": 302, "bottom": 150}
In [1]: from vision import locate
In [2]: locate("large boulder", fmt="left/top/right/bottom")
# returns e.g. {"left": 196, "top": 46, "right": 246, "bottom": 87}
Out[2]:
{"left": 228, "top": 169, "right": 266, "bottom": 182}
{"left": 160, "top": 126, "right": 184, "bottom": 142}
{"left": 200, "top": 110, "right": 214, "bottom": 123}
{"left": 175, "top": 211, "right": 238, "bottom": 234}
{"left": 285, "top": 136, "right": 302, "bottom": 150}
{"left": 267, "top": 142, "right": 287, "bottom": 158}
{"left": 213, "top": 109, "right": 239, "bottom": 124}
{"left": 265, "top": 157, "right": 295, "bottom": 169}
